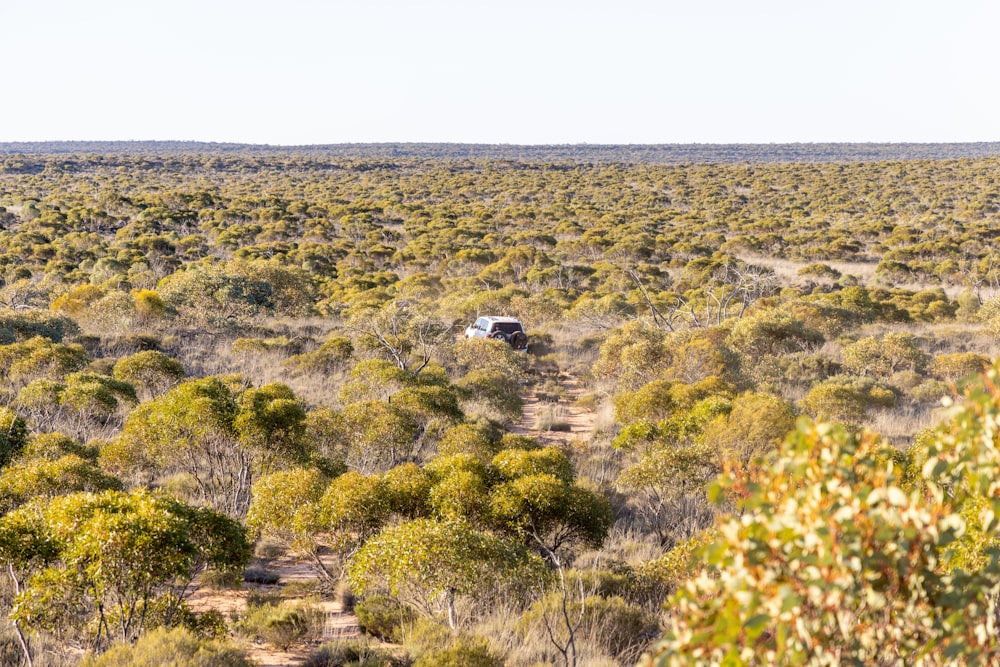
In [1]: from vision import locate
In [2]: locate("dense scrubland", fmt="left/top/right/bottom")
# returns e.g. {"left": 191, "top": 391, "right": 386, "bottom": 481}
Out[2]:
{"left": 1, "top": 149, "right": 1000, "bottom": 664}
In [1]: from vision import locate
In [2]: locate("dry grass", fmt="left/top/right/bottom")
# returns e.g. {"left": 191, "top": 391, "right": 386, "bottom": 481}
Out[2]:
{"left": 534, "top": 402, "right": 573, "bottom": 432}
{"left": 869, "top": 404, "right": 947, "bottom": 446}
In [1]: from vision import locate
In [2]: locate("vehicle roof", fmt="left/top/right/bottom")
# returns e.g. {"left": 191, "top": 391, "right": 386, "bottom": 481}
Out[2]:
{"left": 479, "top": 315, "right": 522, "bottom": 323}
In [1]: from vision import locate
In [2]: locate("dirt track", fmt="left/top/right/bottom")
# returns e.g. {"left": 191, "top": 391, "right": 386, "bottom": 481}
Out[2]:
{"left": 188, "top": 554, "right": 359, "bottom": 666}
{"left": 511, "top": 372, "right": 597, "bottom": 445}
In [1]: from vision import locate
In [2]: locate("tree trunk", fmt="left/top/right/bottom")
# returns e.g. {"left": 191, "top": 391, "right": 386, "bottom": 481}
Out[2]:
{"left": 446, "top": 588, "right": 457, "bottom": 630}
{"left": 8, "top": 566, "right": 32, "bottom": 667}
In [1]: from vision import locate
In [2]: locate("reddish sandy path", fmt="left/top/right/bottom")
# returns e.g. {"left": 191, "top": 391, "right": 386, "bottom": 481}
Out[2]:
{"left": 187, "top": 554, "right": 359, "bottom": 666}
{"left": 511, "top": 373, "right": 597, "bottom": 445}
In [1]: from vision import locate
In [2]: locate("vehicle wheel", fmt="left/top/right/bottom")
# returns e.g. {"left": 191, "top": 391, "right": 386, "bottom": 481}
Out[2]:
{"left": 510, "top": 331, "right": 528, "bottom": 350}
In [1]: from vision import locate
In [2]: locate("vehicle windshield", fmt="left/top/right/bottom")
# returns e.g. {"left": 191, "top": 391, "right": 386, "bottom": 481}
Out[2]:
{"left": 494, "top": 322, "right": 523, "bottom": 334}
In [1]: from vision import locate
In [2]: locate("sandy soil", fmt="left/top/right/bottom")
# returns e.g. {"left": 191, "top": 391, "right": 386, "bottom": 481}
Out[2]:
{"left": 512, "top": 373, "right": 597, "bottom": 445}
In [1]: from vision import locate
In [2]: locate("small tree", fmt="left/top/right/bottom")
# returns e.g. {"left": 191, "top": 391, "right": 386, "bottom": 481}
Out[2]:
{"left": 112, "top": 351, "right": 185, "bottom": 401}
{"left": 246, "top": 467, "right": 329, "bottom": 578}
{"left": 102, "top": 377, "right": 310, "bottom": 517}
{"left": 348, "top": 518, "right": 545, "bottom": 629}
{"left": 2, "top": 490, "right": 250, "bottom": 659}
{"left": 841, "top": 333, "right": 928, "bottom": 378}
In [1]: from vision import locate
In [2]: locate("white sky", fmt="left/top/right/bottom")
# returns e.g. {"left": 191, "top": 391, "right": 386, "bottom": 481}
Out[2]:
{"left": 1, "top": 0, "right": 998, "bottom": 144}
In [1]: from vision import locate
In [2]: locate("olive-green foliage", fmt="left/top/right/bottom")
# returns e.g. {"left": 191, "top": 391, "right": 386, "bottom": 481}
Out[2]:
{"left": 437, "top": 421, "right": 504, "bottom": 461}
{"left": 727, "top": 308, "right": 824, "bottom": 362}
{"left": 302, "top": 407, "right": 349, "bottom": 470}
{"left": 238, "top": 598, "right": 323, "bottom": 650}
{"left": 592, "top": 320, "right": 671, "bottom": 391}
{"left": 774, "top": 351, "right": 842, "bottom": 384}
{"left": 157, "top": 262, "right": 275, "bottom": 326}
{"left": 489, "top": 474, "right": 613, "bottom": 553}
{"left": 0, "top": 454, "right": 122, "bottom": 513}
{"left": 391, "top": 384, "right": 463, "bottom": 425}
{"left": 702, "top": 392, "right": 796, "bottom": 464}
{"left": 456, "top": 369, "right": 523, "bottom": 421}
{"left": 2, "top": 490, "right": 250, "bottom": 649}
{"left": 285, "top": 335, "right": 354, "bottom": 375}
{"left": 613, "top": 392, "right": 732, "bottom": 453}
{"left": 0, "top": 310, "right": 78, "bottom": 344}
{"left": 492, "top": 446, "right": 574, "bottom": 483}
{"left": 381, "top": 462, "right": 433, "bottom": 518}
{"left": 412, "top": 636, "right": 503, "bottom": 667}
{"left": 910, "top": 379, "right": 952, "bottom": 405}
{"left": 930, "top": 351, "right": 991, "bottom": 381}
{"left": 246, "top": 467, "right": 327, "bottom": 550}
{"left": 0, "top": 407, "right": 29, "bottom": 468}
{"left": 329, "top": 401, "right": 420, "bottom": 474}
{"left": 427, "top": 456, "right": 492, "bottom": 522}
{"left": 797, "top": 262, "right": 841, "bottom": 280}
{"left": 613, "top": 379, "right": 675, "bottom": 424}
{"left": 16, "top": 372, "right": 137, "bottom": 435}
{"left": 614, "top": 376, "right": 732, "bottom": 426}
{"left": 112, "top": 350, "right": 185, "bottom": 400}
{"left": 22, "top": 432, "right": 98, "bottom": 461}
{"left": 454, "top": 338, "right": 528, "bottom": 379}
{"left": 354, "top": 594, "right": 417, "bottom": 642}
{"left": 979, "top": 296, "right": 1000, "bottom": 334}
{"left": 339, "top": 359, "right": 415, "bottom": 405}
{"left": 841, "top": 333, "right": 929, "bottom": 378}
{"left": 348, "top": 518, "right": 546, "bottom": 621}
{"left": 0, "top": 336, "right": 88, "bottom": 385}
{"left": 302, "top": 639, "right": 406, "bottom": 667}
{"left": 102, "top": 376, "right": 309, "bottom": 516}
{"left": 799, "top": 374, "right": 897, "bottom": 424}
{"left": 80, "top": 626, "right": 255, "bottom": 667}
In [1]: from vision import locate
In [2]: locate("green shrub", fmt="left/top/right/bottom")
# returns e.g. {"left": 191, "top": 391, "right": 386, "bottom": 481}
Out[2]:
{"left": 81, "top": 626, "right": 253, "bottom": 667}
{"left": 355, "top": 594, "right": 417, "bottom": 641}
{"left": 841, "top": 333, "right": 928, "bottom": 378}
{"left": 239, "top": 599, "right": 323, "bottom": 650}
{"left": 930, "top": 352, "right": 991, "bottom": 381}
{"left": 799, "top": 375, "right": 897, "bottom": 423}
{"left": 413, "top": 636, "right": 503, "bottom": 667}
{"left": 437, "top": 421, "right": 503, "bottom": 461}
{"left": 797, "top": 263, "right": 841, "bottom": 280}
{"left": 702, "top": 392, "right": 795, "bottom": 464}
{"left": 302, "top": 640, "right": 406, "bottom": 667}
{"left": 400, "top": 616, "right": 453, "bottom": 658}
{"left": 909, "top": 379, "right": 951, "bottom": 405}
{"left": 264, "top": 607, "right": 309, "bottom": 650}
{"left": 457, "top": 369, "right": 523, "bottom": 421}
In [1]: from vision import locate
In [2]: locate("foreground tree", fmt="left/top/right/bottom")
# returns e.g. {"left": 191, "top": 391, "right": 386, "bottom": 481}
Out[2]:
{"left": 644, "top": 367, "right": 1000, "bottom": 667}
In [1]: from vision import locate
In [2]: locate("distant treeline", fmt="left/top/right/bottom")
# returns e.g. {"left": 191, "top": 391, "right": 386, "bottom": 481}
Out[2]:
{"left": 4, "top": 140, "right": 1000, "bottom": 163}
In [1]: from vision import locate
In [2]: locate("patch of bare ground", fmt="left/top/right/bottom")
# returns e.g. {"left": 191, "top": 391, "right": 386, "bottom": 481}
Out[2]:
{"left": 737, "top": 252, "right": 997, "bottom": 299}
{"left": 187, "top": 553, "right": 359, "bottom": 667}
{"left": 512, "top": 372, "right": 596, "bottom": 446}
